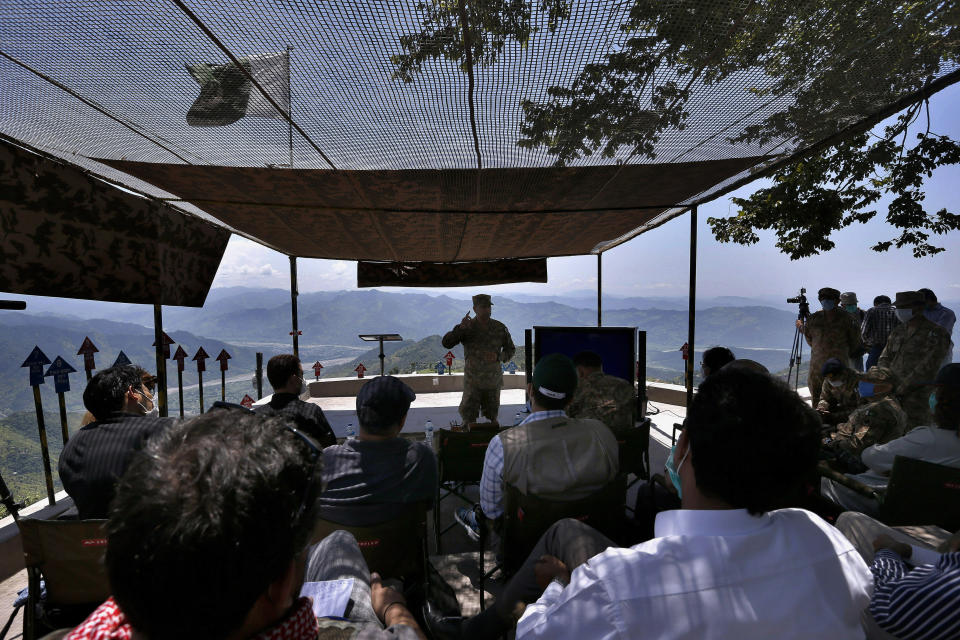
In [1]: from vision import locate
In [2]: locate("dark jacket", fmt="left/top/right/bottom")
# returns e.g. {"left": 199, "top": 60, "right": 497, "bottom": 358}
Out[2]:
{"left": 254, "top": 393, "right": 337, "bottom": 447}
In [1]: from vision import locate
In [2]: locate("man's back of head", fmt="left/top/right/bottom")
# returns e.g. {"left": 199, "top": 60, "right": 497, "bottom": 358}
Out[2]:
{"left": 685, "top": 368, "right": 821, "bottom": 514}
{"left": 106, "top": 411, "right": 322, "bottom": 639}
{"left": 83, "top": 365, "right": 149, "bottom": 421}
{"left": 266, "top": 353, "right": 302, "bottom": 392}
{"left": 572, "top": 350, "right": 603, "bottom": 372}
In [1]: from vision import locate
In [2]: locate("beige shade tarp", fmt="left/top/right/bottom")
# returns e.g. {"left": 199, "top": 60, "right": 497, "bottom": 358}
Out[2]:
{"left": 100, "top": 157, "right": 765, "bottom": 262}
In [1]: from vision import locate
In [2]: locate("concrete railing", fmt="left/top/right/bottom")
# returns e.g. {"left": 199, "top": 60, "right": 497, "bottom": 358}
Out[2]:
{"left": 305, "top": 372, "right": 528, "bottom": 397}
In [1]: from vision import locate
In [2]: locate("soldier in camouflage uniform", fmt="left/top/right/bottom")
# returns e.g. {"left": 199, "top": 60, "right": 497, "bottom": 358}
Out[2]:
{"left": 567, "top": 350, "right": 637, "bottom": 436}
{"left": 799, "top": 287, "right": 863, "bottom": 407}
{"left": 824, "top": 366, "right": 907, "bottom": 462}
{"left": 442, "top": 294, "right": 516, "bottom": 425}
{"left": 816, "top": 358, "right": 860, "bottom": 426}
{"left": 878, "top": 290, "right": 951, "bottom": 427}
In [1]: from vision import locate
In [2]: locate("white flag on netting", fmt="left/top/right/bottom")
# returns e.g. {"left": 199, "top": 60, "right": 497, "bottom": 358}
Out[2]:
{"left": 185, "top": 52, "right": 290, "bottom": 127}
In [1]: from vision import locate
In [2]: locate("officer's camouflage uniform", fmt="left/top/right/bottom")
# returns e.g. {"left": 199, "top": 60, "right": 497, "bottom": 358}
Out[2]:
{"left": 442, "top": 319, "right": 515, "bottom": 423}
{"left": 878, "top": 317, "right": 950, "bottom": 427}
{"left": 566, "top": 371, "right": 637, "bottom": 436}
{"left": 803, "top": 309, "right": 862, "bottom": 407}
{"left": 829, "top": 394, "right": 907, "bottom": 456}
{"left": 816, "top": 368, "right": 860, "bottom": 426}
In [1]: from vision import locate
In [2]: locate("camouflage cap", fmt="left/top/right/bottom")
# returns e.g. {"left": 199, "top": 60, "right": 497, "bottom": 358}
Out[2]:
{"left": 817, "top": 287, "right": 841, "bottom": 300}
{"left": 472, "top": 294, "right": 493, "bottom": 307}
{"left": 840, "top": 292, "right": 858, "bottom": 305}
{"left": 532, "top": 353, "right": 578, "bottom": 400}
{"left": 893, "top": 291, "right": 924, "bottom": 308}
{"left": 935, "top": 364, "right": 960, "bottom": 387}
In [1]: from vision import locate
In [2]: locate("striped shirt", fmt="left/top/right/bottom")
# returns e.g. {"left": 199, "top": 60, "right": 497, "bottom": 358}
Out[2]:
{"left": 862, "top": 303, "right": 900, "bottom": 347}
{"left": 479, "top": 410, "right": 567, "bottom": 519}
{"left": 870, "top": 549, "right": 960, "bottom": 640}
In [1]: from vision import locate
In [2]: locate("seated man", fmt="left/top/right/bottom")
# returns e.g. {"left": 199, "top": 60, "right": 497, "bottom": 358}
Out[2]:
{"left": 320, "top": 375, "right": 437, "bottom": 525}
{"left": 700, "top": 345, "right": 735, "bottom": 379}
{"left": 255, "top": 353, "right": 336, "bottom": 447}
{"left": 817, "top": 357, "right": 860, "bottom": 426}
{"left": 58, "top": 365, "right": 174, "bottom": 519}
{"left": 566, "top": 350, "right": 636, "bottom": 436}
{"left": 836, "top": 511, "right": 960, "bottom": 640}
{"left": 444, "top": 368, "right": 871, "bottom": 639}
{"left": 456, "top": 353, "right": 618, "bottom": 540}
{"left": 822, "top": 363, "right": 960, "bottom": 514}
{"left": 69, "top": 411, "right": 425, "bottom": 639}
{"left": 823, "top": 366, "right": 907, "bottom": 469}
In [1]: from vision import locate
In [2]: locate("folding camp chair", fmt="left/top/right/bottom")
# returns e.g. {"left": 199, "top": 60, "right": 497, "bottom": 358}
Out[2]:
{"left": 433, "top": 428, "right": 498, "bottom": 552}
{"left": 17, "top": 518, "right": 109, "bottom": 640}
{"left": 618, "top": 417, "right": 652, "bottom": 488}
{"left": 477, "top": 478, "right": 625, "bottom": 609}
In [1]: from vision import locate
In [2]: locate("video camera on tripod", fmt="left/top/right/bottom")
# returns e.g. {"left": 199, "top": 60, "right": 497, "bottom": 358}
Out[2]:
{"left": 786, "top": 288, "right": 810, "bottom": 390}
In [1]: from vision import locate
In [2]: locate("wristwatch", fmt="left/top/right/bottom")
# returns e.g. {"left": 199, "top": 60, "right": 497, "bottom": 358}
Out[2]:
{"left": 550, "top": 575, "right": 570, "bottom": 589}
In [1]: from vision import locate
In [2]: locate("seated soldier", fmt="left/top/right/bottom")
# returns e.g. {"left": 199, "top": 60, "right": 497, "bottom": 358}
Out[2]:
{"left": 817, "top": 357, "right": 860, "bottom": 426}
{"left": 455, "top": 353, "right": 618, "bottom": 540}
{"left": 433, "top": 368, "right": 871, "bottom": 639}
{"left": 254, "top": 353, "right": 336, "bottom": 447}
{"left": 320, "top": 375, "right": 437, "bottom": 525}
{"left": 58, "top": 365, "right": 175, "bottom": 519}
{"left": 822, "top": 363, "right": 960, "bottom": 514}
{"left": 68, "top": 411, "right": 425, "bottom": 639}
{"left": 822, "top": 366, "right": 907, "bottom": 470}
{"left": 566, "top": 350, "right": 636, "bottom": 436}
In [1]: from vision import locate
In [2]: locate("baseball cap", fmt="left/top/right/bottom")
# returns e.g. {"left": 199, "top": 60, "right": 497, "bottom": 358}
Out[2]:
{"left": 821, "top": 358, "right": 844, "bottom": 376}
{"left": 356, "top": 376, "right": 416, "bottom": 430}
{"left": 532, "top": 353, "right": 578, "bottom": 400}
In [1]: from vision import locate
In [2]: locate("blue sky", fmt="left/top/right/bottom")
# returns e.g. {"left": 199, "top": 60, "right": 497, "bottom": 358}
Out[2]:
{"left": 212, "top": 83, "right": 960, "bottom": 302}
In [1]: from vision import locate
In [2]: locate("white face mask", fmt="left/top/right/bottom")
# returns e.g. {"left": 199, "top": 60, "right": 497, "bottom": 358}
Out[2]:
{"left": 828, "top": 379, "right": 843, "bottom": 387}
{"left": 895, "top": 308, "right": 913, "bottom": 323}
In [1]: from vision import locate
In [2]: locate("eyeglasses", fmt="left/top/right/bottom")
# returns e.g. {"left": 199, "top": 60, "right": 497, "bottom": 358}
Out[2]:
{"left": 283, "top": 424, "right": 323, "bottom": 525}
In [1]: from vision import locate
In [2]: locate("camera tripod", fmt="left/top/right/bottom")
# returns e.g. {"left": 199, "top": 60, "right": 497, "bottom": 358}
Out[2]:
{"left": 787, "top": 289, "right": 810, "bottom": 391}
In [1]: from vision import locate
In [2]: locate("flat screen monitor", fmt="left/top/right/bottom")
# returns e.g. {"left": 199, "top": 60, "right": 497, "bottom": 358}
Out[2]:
{"left": 533, "top": 326, "right": 637, "bottom": 386}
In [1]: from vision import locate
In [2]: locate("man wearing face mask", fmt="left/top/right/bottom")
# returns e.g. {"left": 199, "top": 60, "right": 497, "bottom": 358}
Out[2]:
{"left": 255, "top": 353, "right": 337, "bottom": 448}
{"left": 821, "top": 366, "right": 907, "bottom": 470}
{"left": 59, "top": 364, "right": 176, "bottom": 519}
{"left": 879, "top": 291, "right": 951, "bottom": 428}
{"left": 798, "top": 287, "right": 863, "bottom": 407}
{"left": 816, "top": 358, "right": 860, "bottom": 426}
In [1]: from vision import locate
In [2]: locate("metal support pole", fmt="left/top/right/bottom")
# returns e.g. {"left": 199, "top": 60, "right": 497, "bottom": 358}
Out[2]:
{"left": 32, "top": 387, "right": 55, "bottom": 505}
{"left": 153, "top": 304, "right": 168, "bottom": 417}
{"left": 57, "top": 393, "right": 69, "bottom": 445}
{"left": 290, "top": 256, "right": 299, "bottom": 359}
{"left": 597, "top": 253, "right": 602, "bottom": 327}
{"left": 255, "top": 352, "right": 264, "bottom": 399}
{"left": 686, "top": 206, "right": 698, "bottom": 410}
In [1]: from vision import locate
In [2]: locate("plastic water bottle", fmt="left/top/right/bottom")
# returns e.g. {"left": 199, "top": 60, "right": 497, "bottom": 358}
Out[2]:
{"left": 346, "top": 422, "right": 356, "bottom": 441}
{"left": 513, "top": 411, "right": 522, "bottom": 426}
{"left": 425, "top": 419, "right": 434, "bottom": 450}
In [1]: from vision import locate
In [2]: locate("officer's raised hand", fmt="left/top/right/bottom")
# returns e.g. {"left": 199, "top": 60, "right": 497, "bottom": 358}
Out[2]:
{"left": 458, "top": 311, "right": 473, "bottom": 330}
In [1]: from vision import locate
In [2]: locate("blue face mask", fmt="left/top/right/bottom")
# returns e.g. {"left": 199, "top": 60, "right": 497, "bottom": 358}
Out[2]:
{"left": 858, "top": 381, "right": 875, "bottom": 398}
{"left": 821, "top": 299, "right": 837, "bottom": 311}
{"left": 930, "top": 392, "right": 938, "bottom": 412}
{"left": 665, "top": 445, "right": 689, "bottom": 499}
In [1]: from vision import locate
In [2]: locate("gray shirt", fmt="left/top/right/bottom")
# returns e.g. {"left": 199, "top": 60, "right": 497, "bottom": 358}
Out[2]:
{"left": 320, "top": 438, "right": 437, "bottom": 526}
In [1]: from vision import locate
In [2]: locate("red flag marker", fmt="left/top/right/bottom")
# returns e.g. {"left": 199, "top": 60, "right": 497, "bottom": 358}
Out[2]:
{"left": 355, "top": 363, "right": 367, "bottom": 379}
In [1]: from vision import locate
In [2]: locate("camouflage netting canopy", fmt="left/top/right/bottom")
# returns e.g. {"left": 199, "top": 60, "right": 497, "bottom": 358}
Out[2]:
{"left": 1, "top": 0, "right": 958, "bottom": 290}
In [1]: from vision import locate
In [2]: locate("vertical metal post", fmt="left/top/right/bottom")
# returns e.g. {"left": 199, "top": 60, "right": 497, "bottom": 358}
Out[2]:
{"left": 686, "top": 206, "right": 698, "bottom": 410}
{"left": 32, "top": 387, "right": 55, "bottom": 504}
{"left": 255, "top": 352, "right": 264, "bottom": 399}
{"left": 290, "top": 256, "right": 299, "bottom": 359}
{"left": 57, "top": 393, "right": 69, "bottom": 444}
{"left": 177, "top": 369, "right": 184, "bottom": 418}
{"left": 597, "top": 253, "right": 602, "bottom": 327}
{"left": 153, "top": 304, "right": 168, "bottom": 417}
{"left": 197, "top": 370, "right": 205, "bottom": 414}
{"left": 286, "top": 46, "right": 294, "bottom": 168}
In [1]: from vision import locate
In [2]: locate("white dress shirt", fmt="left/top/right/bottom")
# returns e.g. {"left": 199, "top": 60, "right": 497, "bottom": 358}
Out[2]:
{"left": 860, "top": 425, "right": 960, "bottom": 479}
{"left": 517, "top": 508, "right": 872, "bottom": 639}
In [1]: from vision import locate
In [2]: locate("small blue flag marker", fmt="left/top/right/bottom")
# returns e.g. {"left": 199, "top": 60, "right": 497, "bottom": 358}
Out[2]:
{"left": 44, "top": 356, "right": 78, "bottom": 394}
{"left": 112, "top": 351, "right": 132, "bottom": 368}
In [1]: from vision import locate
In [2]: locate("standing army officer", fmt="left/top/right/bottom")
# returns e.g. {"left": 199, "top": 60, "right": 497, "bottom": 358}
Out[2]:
{"left": 442, "top": 294, "right": 516, "bottom": 425}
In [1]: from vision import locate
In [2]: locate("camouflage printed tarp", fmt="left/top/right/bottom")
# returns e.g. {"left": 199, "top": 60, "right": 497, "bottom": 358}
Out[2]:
{"left": 357, "top": 258, "right": 547, "bottom": 287}
{"left": 0, "top": 137, "right": 230, "bottom": 306}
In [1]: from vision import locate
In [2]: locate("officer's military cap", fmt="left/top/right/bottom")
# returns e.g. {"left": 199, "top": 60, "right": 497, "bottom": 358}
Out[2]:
{"left": 893, "top": 291, "right": 924, "bottom": 308}
{"left": 840, "top": 292, "right": 858, "bottom": 305}
{"left": 472, "top": 294, "right": 493, "bottom": 307}
{"left": 817, "top": 287, "right": 841, "bottom": 300}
